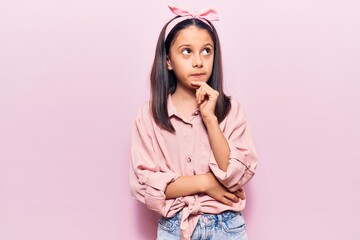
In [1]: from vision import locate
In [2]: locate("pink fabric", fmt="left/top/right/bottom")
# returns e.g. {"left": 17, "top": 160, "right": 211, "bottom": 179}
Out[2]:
{"left": 130, "top": 95, "right": 257, "bottom": 240}
{"left": 164, "top": 5, "right": 219, "bottom": 40}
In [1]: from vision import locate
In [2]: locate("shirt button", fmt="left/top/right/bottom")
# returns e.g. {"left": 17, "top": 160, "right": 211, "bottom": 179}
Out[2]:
{"left": 187, "top": 157, "right": 192, "bottom": 163}
{"left": 203, "top": 217, "right": 208, "bottom": 223}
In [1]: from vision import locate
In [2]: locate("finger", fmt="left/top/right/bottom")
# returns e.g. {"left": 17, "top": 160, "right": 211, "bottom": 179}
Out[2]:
{"left": 221, "top": 197, "right": 234, "bottom": 206}
{"left": 195, "top": 88, "right": 201, "bottom": 103}
{"left": 205, "top": 88, "right": 218, "bottom": 101}
{"left": 196, "top": 87, "right": 205, "bottom": 104}
{"left": 191, "top": 81, "right": 205, "bottom": 87}
{"left": 236, "top": 192, "right": 246, "bottom": 200}
{"left": 224, "top": 192, "right": 239, "bottom": 203}
{"left": 234, "top": 188, "right": 246, "bottom": 200}
{"left": 199, "top": 88, "right": 206, "bottom": 103}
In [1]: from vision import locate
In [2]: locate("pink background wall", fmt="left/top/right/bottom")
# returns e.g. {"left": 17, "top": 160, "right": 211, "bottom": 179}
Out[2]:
{"left": 1, "top": 0, "right": 359, "bottom": 239}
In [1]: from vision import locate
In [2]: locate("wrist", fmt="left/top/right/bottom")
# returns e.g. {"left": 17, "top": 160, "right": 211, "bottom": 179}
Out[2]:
{"left": 202, "top": 114, "right": 218, "bottom": 126}
{"left": 197, "top": 173, "right": 211, "bottom": 193}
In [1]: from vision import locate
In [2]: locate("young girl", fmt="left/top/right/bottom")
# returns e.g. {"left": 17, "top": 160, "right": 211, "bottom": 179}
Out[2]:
{"left": 130, "top": 6, "right": 257, "bottom": 240}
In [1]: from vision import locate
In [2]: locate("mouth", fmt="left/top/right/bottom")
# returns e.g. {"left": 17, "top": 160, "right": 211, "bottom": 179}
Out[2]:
{"left": 190, "top": 73, "right": 206, "bottom": 78}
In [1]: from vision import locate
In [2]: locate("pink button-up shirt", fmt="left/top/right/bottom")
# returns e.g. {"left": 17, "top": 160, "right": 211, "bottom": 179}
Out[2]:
{"left": 130, "top": 96, "right": 257, "bottom": 240}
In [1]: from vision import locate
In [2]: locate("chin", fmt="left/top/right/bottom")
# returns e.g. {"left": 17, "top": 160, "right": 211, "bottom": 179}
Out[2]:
{"left": 192, "top": 78, "right": 209, "bottom": 82}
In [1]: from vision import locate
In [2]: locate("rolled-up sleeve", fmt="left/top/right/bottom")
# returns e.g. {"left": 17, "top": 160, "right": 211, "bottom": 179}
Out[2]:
{"left": 129, "top": 106, "right": 179, "bottom": 215}
{"left": 209, "top": 100, "right": 258, "bottom": 192}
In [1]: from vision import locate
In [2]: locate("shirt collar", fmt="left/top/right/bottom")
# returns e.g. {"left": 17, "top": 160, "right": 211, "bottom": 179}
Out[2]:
{"left": 167, "top": 94, "right": 201, "bottom": 118}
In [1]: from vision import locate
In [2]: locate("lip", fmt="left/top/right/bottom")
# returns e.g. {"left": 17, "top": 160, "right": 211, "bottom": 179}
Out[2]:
{"left": 190, "top": 73, "right": 206, "bottom": 78}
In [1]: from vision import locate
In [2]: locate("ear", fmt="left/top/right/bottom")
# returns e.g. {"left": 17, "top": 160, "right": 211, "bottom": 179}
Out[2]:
{"left": 166, "top": 56, "right": 173, "bottom": 70}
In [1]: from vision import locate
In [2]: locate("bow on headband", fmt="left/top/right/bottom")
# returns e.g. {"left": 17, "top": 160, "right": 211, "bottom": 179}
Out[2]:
{"left": 164, "top": 5, "right": 219, "bottom": 40}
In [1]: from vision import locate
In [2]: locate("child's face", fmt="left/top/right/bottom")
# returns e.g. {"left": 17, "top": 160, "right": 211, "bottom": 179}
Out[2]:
{"left": 166, "top": 25, "right": 214, "bottom": 91}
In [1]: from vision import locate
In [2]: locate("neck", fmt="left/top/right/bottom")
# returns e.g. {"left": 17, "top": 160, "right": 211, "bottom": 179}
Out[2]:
{"left": 173, "top": 85, "right": 195, "bottom": 99}
{"left": 171, "top": 86, "right": 198, "bottom": 119}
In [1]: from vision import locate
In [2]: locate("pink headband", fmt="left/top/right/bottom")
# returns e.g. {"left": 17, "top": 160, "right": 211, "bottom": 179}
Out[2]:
{"left": 164, "top": 5, "right": 219, "bottom": 40}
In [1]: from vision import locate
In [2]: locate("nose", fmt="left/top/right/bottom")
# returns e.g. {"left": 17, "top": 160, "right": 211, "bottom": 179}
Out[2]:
{"left": 192, "top": 53, "right": 203, "bottom": 68}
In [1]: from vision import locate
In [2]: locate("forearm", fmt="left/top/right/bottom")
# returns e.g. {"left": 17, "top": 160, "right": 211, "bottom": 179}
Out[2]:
{"left": 203, "top": 115, "right": 230, "bottom": 171}
{"left": 164, "top": 174, "right": 208, "bottom": 199}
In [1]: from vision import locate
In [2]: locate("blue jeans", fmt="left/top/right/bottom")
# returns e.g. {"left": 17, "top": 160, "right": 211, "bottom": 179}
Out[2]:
{"left": 157, "top": 211, "right": 248, "bottom": 240}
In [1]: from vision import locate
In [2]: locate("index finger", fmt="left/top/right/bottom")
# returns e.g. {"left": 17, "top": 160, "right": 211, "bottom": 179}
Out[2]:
{"left": 191, "top": 81, "right": 205, "bottom": 87}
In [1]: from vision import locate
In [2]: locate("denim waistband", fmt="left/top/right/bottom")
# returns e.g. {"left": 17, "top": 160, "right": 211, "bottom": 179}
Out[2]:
{"left": 169, "top": 210, "right": 241, "bottom": 227}
{"left": 201, "top": 211, "right": 240, "bottom": 226}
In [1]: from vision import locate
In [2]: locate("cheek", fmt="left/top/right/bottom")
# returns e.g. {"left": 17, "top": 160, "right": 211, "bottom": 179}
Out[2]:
{"left": 207, "top": 58, "right": 214, "bottom": 70}
{"left": 205, "top": 55, "right": 214, "bottom": 63}
{"left": 174, "top": 59, "right": 191, "bottom": 70}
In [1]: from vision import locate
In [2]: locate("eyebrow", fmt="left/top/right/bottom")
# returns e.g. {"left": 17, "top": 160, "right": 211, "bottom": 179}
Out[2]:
{"left": 177, "top": 44, "right": 191, "bottom": 50}
{"left": 177, "top": 43, "right": 214, "bottom": 50}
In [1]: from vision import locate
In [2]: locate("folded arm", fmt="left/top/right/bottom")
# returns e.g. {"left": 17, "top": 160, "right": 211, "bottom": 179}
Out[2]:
{"left": 208, "top": 100, "right": 258, "bottom": 192}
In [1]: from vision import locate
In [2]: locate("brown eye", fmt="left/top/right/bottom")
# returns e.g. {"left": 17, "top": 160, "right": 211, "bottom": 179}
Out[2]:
{"left": 202, "top": 48, "right": 211, "bottom": 55}
{"left": 181, "top": 48, "right": 191, "bottom": 55}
